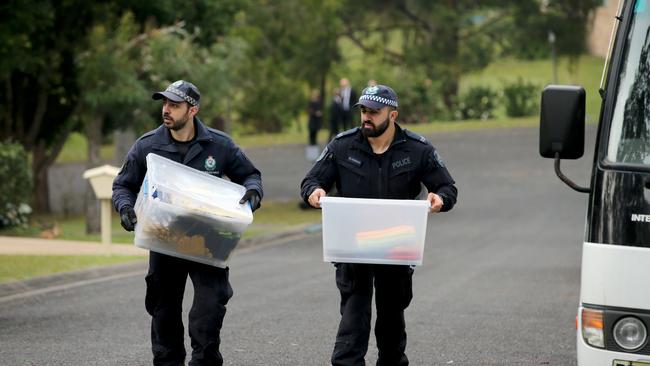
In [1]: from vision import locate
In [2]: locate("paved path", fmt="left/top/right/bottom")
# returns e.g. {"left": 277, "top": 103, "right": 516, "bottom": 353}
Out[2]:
{"left": 0, "top": 236, "right": 148, "bottom": 256}
{"left": 0, "top": 223, "right": 318, "bottom": 257}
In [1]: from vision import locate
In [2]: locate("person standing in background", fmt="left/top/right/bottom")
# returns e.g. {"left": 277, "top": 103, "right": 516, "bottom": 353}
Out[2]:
{"left": 339, "top": 78, "right": 357, "bottom": 130}
{"left": 307, "top": 89, "right": 323, "bottom": 146}
{"left": 329, "top": 88, "right": 343, "bottom": 141}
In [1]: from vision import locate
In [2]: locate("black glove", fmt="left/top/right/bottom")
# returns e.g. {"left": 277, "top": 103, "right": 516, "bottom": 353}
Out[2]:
{"left": 239, "top": 189, "right": 261, "bottom": 212}
{"left": 120, "top": 206, "right": 138, "bottom": 232}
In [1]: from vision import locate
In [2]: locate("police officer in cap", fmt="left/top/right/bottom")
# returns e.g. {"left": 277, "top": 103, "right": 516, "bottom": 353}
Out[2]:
{"left": 300, "top": 84, "right": 457, "bottom": 365}
{"left": 113, "top": 80, "right": 263, "bottom": 366}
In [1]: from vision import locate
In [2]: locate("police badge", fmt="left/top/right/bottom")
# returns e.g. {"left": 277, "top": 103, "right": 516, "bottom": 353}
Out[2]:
{"left": 204, "top": 155, "right": 216, "bottom": 171}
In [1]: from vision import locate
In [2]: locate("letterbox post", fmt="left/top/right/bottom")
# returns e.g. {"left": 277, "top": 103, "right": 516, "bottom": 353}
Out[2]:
{"left": 82, "top": 165, "right": 121, "bottom": 246}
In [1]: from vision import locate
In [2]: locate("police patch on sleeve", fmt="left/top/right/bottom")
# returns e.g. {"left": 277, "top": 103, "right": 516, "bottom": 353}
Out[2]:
{"left": 118, "top": 160, "right": 130, "bottom": 175}
{"left": 316, "top": 146, "right": 329, "bottom": 162}
{"left": 431, "top": 150, "right": 446, "bottom": 168}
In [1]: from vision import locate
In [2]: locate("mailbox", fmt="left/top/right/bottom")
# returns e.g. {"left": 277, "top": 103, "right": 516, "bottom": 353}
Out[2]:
{"left": 83, "top": 165, "right": 120, "bottom": 199}
{"left": 83, "top": 165, "right": 120, "bottom": 245}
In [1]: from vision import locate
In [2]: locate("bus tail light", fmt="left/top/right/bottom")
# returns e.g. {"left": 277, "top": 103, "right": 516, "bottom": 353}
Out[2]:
{"left": 582, "top": 308, "right": 605, "bottom": 348}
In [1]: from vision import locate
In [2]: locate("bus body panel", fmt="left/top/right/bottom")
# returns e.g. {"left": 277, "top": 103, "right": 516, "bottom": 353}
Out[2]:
{"left": 581, "top": 242, "right": 650, "bottom": 309}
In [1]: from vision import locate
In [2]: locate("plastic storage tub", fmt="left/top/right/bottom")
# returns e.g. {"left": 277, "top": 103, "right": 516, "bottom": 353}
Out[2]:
{"left": 320, "top": 196, "right": 430, "bottom": 266}
{"left": 133, "top": 153, "right": 253, "bottom": 267}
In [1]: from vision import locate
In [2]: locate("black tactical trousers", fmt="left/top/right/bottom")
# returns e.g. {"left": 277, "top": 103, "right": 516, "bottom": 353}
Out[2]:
{"left": 145, "top": 252, "right": 233, "bottom": 366}
{"left": 331, "top": 263, "right": 414, "bottom": 366}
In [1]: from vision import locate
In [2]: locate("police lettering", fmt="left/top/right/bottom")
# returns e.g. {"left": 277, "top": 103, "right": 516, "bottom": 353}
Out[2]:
{"left": 392, "top": 157, "right": 411, "bottom": 170}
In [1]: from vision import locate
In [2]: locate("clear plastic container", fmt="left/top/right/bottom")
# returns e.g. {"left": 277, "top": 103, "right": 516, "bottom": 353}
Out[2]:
{"left": 133, "top": 153, "right": 253, "bottom": 267}
{"left": 320, "top": 197, "right": 430, "bottom": 266}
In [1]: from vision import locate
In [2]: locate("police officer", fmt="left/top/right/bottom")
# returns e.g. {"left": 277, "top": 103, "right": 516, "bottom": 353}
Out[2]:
{"left": 300, "top": 85, "right": 457, "bottom": 365}
{"left": 113, "top": 80, "right": 263, "bottom": 366}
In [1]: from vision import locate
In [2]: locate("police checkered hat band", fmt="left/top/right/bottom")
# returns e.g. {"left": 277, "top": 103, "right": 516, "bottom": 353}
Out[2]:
{"left": 165, "top": 85, "right": 199, "bottom": 106}
{"left": 152, "top": 80, "right": 201, "bottom": 106}
{"left": 358, "top": 94, "right": 398, "bottom": 108}
{"left": 354, "top": 84, "right": 399, "bottom": 109}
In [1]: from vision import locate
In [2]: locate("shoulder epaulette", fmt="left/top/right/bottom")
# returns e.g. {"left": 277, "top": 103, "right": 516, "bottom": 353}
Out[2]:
{"left": 137, "top": 129, "right": 156, "bottom": 142}
{"left": 206, "top": 127, "right": 232, "bottom": 140}
{"left": 334, "top": 127, "right": 359, "bottom": 140}
{"left": 404, "top": 129, "right": 429, "bottom": 145}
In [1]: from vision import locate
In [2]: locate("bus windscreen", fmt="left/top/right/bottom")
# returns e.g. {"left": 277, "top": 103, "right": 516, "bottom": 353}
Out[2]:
{"left": 607, "top": 1, "right": 650, "bottom": 166}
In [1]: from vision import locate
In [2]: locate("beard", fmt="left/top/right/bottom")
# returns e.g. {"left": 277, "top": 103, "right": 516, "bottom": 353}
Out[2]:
{"left": 361, "top": 116, "right": 390, "bottom": 138}
{"left": 163, "top": 110, "right": 191, "bottom": 131}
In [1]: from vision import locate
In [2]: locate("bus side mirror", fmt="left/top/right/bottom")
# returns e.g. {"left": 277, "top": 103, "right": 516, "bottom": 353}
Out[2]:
{"left": 539, "top": 85, "right": 585, "bottom": 159}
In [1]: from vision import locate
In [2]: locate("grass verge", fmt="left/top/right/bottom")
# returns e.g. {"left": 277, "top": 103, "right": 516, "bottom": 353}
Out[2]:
{"left": 0, "top": 255, "right": 143, "bottom": 283}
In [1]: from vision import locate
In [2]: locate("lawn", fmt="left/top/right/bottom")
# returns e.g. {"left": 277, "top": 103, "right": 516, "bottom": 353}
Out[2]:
{"left": 461, "top": 55, "right": 604, "bottom": 123}
{"left": 0, "top": 255, "right": 144, "bottom": 283}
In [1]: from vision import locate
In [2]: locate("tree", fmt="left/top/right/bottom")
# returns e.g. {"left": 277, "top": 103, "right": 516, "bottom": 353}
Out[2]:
{"left": 230, "top": 0, "right": 343, "bottom": 132}
{"left": 335, "top": 0, "right": 511, "bottom": 111}
{"left": 75, "top": 12, "right": 146, "bottom": 232}
{"left": 0, "top": 0, "right": 246, "bottom": 213}
{"left": 0, "top": 0, "right": 100, "bottom": 212}
{"left": 507, "top": 0, "right": 601, "bottom": 73}
{"left": 337, "top": 0, "right": 600, "bottom": 114}
{"left": 76, "top": 11, "right": 246, "bottom": 232}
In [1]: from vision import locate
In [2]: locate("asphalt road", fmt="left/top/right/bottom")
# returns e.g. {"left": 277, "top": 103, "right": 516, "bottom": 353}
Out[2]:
{"left": 0, "top": 126, "right": 595, "bottom": 365}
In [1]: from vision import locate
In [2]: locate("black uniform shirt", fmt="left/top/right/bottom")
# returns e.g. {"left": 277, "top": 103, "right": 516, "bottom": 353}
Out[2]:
{"left": 300, "top": 124, "right": 457, "bottom": 211}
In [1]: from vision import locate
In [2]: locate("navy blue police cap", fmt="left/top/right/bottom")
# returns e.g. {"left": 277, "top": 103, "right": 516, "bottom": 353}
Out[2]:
{"left": 152, "top": 80, "right": 201, "bottom": 106}
{"left": 354, "top": 84, "right": 398, "bottom": 110}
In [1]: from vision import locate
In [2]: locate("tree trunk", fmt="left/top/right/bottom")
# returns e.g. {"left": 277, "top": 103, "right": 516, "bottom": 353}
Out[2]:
{"left": 29, "top": 121, "right": 75, "bottom": 214}
{"left": 441, "top": 78, "right": 459, "bottom": 112}
{"left": 85, "top": 115, "right": 102, "bottom": 234}
{"left": 113, "top": 128, "right": 135, "bottom": 165}
{"left": 440, "top": 17, "right": 460, "bottom": 112}
{"left": 4, "top": 79, "right": 13, "bottom": 135}
{"left": 31, "top": 143, "right": 51, "bottom": 213}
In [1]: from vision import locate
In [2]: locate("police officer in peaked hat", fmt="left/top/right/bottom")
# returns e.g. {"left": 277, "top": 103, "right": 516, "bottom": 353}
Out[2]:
{"left": 301, "top": 84, "right": 458, "bottom": 365}
{"left": 113, "top": 80, "right": 263, "bottom": 366}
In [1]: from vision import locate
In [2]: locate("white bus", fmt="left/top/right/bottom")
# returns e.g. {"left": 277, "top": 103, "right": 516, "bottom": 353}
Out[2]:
{"left": 539, "top": 1, "right": 650, "bottom": 365}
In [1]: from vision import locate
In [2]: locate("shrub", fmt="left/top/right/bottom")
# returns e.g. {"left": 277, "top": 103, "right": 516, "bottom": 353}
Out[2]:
{"left": 0, "top": 142, "right": 32, "bottom": 228}
{"left": 398, "top": 79, "right": 447, "bottom": 123}
{"left": 503, "top": 78, "right": 539, "bottom": 117}
{"left": 455, "top": 85, "right": 498, "bottom": 120}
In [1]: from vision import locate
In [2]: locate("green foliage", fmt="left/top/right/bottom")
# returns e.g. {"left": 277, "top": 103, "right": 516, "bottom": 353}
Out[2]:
{"left": 230, "top": 0, "right": 343, "bottom": 133}
{"left": 461, "top": 55, "right": 604, "bottom": 121}
{"left": 137, "top": 28, "right": 247, "bottom": 134}
{"left": 397, "top": 78, "right": 445, "bottom": 123}
{"left": 502, "top": 78, "right": 540, "bottom": 117}
{"left": 76, "top": 12, "right": 147, "bottom": 127}
{"left": 0, "top": 142, "right": 32, "bottom": 228}
{"left": 1, "top": 0, "right": 603, "bottom": 184}
{"left": 337, "top": 1, "right": 521, "bottom": 111}
{"left": 455, "top": 86, "right": 499, "bottom": 120}
{"left": 506, "top": 0, "right": 601, "bottom": 63}
{"left": 0, "top": 1, "right": 251, "bottom": 212}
